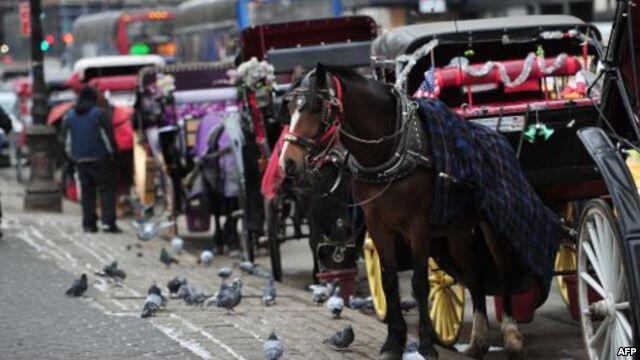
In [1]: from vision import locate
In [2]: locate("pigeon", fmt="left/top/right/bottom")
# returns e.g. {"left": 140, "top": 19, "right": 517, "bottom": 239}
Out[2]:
{"left": 171, "top": 236, "right": 184, "bottom": 254}
{"left": 129, "top": 198, "right": 155, "bottom": 224}
{"left": 310, "top": 280, "right": 336, "bottom": 305}
{"left": 239, "top": 261, "right": 256, "bottom": 274}
{"left": 324, "top": 325, "right": 355, "bottom": 350}
{"left": 400, "top": 298, "right": 417, "bottom": 313}
{"left": 141, "top": 284, "right": 167, "bottom": 318}
{"left": 177, "top": 282, "right": 208, "bottom": 305}
{"left": 348, "top": 295, "right": 374, "bottom": 310}
{"left": 96, "top": 261, "right": 126, "bottom": 280}
{"left": 218, "top": 267, "right": 233, "bottom": 280}
{"left": 65, "top": 274, "right": 88, "bottom": 297}
{"left": 216, "top": 278, "right": 242, "bottom": 312}
{"left": 261, "top": 278, "right": 277, "bottom": 306}
{"left": 200, "top": 250, "right": 214, "bottom": 266}
{"left": 402, "top": 341, "right": 426, "bottom": 360}
{"left": 160, "top": 248, "right": 179, "bottom": 267}
{"left": 326, "top": 286, "right": 344, "bottom": 319}
{"left": 167, "top": 277, "right": 186, "bottom": 295}
{"left": 263, "top": 331, "right": 284, "bottom": 360}
{"left": 132, "top": 220, "right": 174, "bottom": 242}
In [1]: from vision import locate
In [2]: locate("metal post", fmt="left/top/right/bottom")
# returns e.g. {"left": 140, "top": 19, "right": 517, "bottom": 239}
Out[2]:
{"left": 24, "top": 0, "right": 62, "bottom": 212}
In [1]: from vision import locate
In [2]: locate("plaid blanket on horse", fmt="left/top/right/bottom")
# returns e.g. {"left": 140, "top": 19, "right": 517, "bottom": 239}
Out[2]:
{"left": 418, "top": 98, "right": 561, "bottom": 304}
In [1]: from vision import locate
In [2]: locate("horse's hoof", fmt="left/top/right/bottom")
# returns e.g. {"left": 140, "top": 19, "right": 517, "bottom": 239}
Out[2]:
{"left": 502, "top": 320, "right": 524, "bottom": 359}
{"left": 380, "top": 351, "right": 402, "bottom": 360}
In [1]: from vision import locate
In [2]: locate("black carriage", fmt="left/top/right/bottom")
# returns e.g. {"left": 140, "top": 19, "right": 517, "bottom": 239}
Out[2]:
{"left": 367, "top": 11, "right": 640, "bottom": 353}
{"left": 236, "top": 16, "right": 376, "bottom": 281}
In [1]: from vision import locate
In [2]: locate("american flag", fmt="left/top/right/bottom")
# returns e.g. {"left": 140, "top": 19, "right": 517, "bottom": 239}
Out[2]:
{"left": 413, "top": 66, "right": 440, "bottom": 99}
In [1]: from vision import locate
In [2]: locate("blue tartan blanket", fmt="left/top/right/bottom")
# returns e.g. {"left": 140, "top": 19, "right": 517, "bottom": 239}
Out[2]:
{"left": 417, "top": 98, "right": 561, "bottom": 304}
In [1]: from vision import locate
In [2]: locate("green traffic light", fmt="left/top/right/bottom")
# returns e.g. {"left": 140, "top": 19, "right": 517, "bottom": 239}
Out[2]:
{"left": 40, "top": 40, "right": 50, "bottom": 51}
{"left": 129, "top": 42, "right": 151, "bottom": 55}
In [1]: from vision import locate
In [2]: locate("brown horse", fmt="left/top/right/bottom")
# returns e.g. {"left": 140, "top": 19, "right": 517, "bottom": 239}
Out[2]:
{"left": 279, "top": 64, "right": 529, "bottom": 360}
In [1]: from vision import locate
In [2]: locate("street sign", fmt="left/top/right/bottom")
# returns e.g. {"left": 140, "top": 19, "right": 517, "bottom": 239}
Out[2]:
{"left": 19, "top": 2, "right": 31, "bottom": 37}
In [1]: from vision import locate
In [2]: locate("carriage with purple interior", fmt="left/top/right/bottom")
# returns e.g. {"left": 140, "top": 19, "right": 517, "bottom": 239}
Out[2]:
{"left": 134, "top": 62, "right": 253, "bottom": 257}
{"left": 357, "top": 7, "right": 639, "bottom": 357}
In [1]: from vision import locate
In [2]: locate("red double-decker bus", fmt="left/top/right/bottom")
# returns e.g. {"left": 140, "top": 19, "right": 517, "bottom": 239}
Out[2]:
{"left": 72, "top": 9, "right": 176, "bottom": 62}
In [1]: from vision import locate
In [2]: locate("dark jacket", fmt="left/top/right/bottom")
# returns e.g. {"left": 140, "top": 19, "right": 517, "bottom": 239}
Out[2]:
{"left": 62, "top": 106, "right": 116, "bottom": 163}
{"left": 0, "top": 106, "right": 12, "bottom": 134}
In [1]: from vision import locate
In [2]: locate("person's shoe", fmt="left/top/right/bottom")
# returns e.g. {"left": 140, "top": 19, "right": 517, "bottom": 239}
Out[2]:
{"left": 102, "top": 225, "right": 122, "bottom": 234}
{"left": 83, "top": 226, "right": 98, "bottom": 233}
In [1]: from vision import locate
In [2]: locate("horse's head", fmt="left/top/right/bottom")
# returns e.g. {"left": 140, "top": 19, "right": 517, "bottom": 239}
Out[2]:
{"left": 279, "top": 63, "right": 342, "bottom": 179}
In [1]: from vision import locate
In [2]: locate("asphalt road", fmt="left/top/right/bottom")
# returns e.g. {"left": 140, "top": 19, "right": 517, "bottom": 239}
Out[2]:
{"left": 0, "top": 234, "right": 197, "bottom": 360}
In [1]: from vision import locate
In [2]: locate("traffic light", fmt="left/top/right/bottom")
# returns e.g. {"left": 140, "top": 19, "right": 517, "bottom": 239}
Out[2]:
{"left": 40, "top": 40, "right": 50, "bottom": 52}
{"left": 62, "top": 33, "right": 73, "bottom": 45}
{"left": 129, "top": 42, "right": 151, "bottom": 55}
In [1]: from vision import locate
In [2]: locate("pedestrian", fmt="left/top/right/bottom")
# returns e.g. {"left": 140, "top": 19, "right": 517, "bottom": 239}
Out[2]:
{"left": 0, "top": 105, "right": 12, "bottom": 239}
{"left": 62, "top": 86, "right": 121, "bottom": 233}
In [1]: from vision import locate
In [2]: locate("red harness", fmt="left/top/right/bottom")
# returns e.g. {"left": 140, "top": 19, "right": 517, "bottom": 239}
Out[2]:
{"left": 283, "top": 76, "right": 343, "bottom": 152}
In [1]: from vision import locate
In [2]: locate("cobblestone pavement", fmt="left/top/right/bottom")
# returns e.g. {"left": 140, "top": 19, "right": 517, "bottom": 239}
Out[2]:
{"left": 0, "top": 167, "right": 587, "bottom": 360}
{"left": 1, "top": 170, "right": 455, "bottom": 360}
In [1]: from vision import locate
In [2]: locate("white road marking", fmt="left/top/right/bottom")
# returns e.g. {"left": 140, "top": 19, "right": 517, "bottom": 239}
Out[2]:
{"left": 153, "top": 324, "right": 213, "bottom": 360}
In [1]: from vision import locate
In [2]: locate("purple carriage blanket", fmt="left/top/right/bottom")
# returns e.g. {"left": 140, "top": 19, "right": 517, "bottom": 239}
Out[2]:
{"left": 418, "top": 98, "right": 561, "bottom": 305}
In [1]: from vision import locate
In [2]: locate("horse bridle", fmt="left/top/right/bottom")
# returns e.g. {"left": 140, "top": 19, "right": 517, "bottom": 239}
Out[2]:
{"left": 283, "top": 73, "right": 344, "bottom": 160}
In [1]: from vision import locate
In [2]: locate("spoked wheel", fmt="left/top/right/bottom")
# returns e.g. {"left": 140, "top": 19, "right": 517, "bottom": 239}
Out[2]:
{"left": 428, "top": 258, "right": 465, "bottom": 346}
{"left": 577, "top": 199, "right": 634, "bottom": 359}
{"left": 362, "top": 234, "right": 465, "bottom": 346}
{"left": 556, "top": 202, "right": 578, "bottom": 305}
{"left": 363, "top": 235, "right": 387, "bottom": 321}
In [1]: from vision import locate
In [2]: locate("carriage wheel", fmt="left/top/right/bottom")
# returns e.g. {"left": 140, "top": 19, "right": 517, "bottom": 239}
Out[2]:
{"left": 555, "top": 244, "right": 577, "bottom": 305}
{"left": 428, "top": 258, "right": 465, "bottom": 346}
{"left": 577, "top": 199, "right": 634, "bottom": 359}
{"left": 556, "top": 202, "right": 578, "bottom": 305}
{"left": 363, "top": 235, "right": 387, "bottom": 321}
{"left": 266, "top": 199, "right": 283, "bottom": 282}
{"left": 363, "top": 234, "right": 465, "bottom": 346}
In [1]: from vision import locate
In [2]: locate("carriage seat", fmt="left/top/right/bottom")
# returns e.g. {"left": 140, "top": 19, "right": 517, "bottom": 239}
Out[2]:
{"left": 434, "top": 56, "right": 582, "bottom": 90}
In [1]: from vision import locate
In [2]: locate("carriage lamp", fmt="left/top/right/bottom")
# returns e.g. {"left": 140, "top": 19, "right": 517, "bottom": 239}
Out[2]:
{"left": 524, "top": 123, "right": 554, "bottom": 143}
{"left": 464, "top": 49, "right": 475, "bottom": 58}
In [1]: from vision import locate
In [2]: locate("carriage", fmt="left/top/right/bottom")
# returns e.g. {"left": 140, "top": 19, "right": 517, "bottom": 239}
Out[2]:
{"left": 134, "top": 62, "right": 257, "bottom": 256}
{"left": 238, "top": 16, "right": 376, "bottom": 282}
{"left": 361, "top": 9, "right": 639, "bottom": 356}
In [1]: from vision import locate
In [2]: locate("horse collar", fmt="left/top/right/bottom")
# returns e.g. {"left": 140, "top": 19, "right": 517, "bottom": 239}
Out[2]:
{"left": 347, "top": 89, "right": 432, "bottom": 184}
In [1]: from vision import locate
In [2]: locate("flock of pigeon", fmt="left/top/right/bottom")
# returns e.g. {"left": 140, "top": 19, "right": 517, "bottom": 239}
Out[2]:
{"left": 63, "top": 214, "right": 423, "bottom": 359}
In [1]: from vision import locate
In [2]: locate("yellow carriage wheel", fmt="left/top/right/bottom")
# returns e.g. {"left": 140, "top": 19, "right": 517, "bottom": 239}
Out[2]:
{"left": 363, "top": 234, "right": 465, "bottom": 346}
{"left": 428, "top": 259, "right": 465, "bottom": 346}
{"left": 363, "top": 235, "right": 387, "bottom": 321}
{"left": 555, "top": 244, "right": 577, "bottom": 305}
{"left": 555, "top": 202, "right": 578, "bottom": 305}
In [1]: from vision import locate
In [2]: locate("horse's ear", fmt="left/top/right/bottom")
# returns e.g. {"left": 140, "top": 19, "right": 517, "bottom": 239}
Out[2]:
{"left": 315, "top": 63, "right": 326, "bottom": 91}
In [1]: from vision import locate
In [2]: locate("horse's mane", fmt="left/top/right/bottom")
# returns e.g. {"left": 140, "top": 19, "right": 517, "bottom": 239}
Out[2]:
{"left": 322, "top": 65, "right": 391, "bottom": 100}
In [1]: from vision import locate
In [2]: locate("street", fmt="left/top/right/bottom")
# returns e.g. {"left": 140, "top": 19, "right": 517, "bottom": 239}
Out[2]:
{"left": 0, "top": 168, "right": 587, "bottom": 359}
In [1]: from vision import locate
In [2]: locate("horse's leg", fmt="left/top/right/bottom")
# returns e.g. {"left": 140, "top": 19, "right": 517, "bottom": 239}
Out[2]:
{"left": 407, "top": 221, "right": 438, "bottom": 359}
{"left": 479, "top": 223, "right": 524, "bottom": 359}
{"left": 499, "top": 258, "right": 524, "bottom": 359}
{"left": 369, "top": 227, "right": 406, "bottom": 359}
{"left": 446, "top": 227, "right": 490, "bottom": 359}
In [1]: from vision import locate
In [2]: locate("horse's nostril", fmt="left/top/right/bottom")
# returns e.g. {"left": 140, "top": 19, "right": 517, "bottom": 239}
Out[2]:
{"left": 284, "top": 159, "right": 298, "bottom": 178}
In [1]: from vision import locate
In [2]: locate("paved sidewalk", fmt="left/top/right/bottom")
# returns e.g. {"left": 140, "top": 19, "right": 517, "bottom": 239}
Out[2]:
{"left": 0, "top": 170, "right": 436, "bottom": 360}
